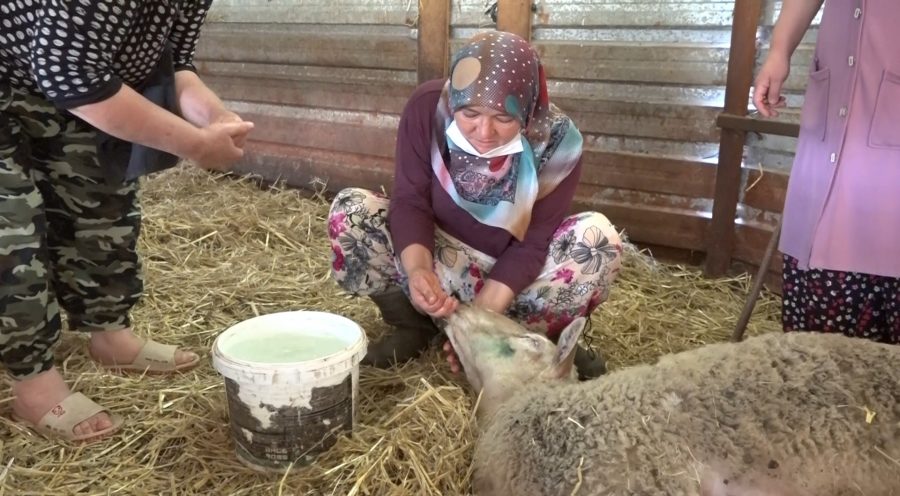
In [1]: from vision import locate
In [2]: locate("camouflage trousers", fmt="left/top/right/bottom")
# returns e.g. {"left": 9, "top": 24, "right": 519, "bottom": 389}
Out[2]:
{"left": 1, "top": 85, "right": 143, "bottom": 379}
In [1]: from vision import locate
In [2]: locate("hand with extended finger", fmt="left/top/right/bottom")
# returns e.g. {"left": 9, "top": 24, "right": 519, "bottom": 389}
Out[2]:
{"left": 190, "top": 120, "right": 255, "bottom": 171}
{"left": 212, "top": 111, "right": 251, "bottom": 148}
{"left": 407, "top": 267, "right": 459, "bottom": 319}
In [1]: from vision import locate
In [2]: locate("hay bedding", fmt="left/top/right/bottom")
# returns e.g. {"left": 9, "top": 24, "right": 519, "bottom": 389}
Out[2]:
{"left": 0, "top": 166, "right": 781, "bottom": 495}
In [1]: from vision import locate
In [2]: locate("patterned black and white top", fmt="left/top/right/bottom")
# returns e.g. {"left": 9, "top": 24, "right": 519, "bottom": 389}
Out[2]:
{"left": 0, "top": 0, "right": 213, "bottom": 109}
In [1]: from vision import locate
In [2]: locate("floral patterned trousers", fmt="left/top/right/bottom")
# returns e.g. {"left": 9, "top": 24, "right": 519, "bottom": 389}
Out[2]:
{"left": 328, "top": 188, "right": 623, "bottom": 340}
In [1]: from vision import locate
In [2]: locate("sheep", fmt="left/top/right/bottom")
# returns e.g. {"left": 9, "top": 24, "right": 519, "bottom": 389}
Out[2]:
{"left": 443, "top": 305, "right": 900, "bottom": 496}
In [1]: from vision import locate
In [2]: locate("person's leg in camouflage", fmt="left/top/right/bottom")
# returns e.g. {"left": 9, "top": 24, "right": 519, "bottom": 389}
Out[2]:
{"left": 24, "top": 97, "right": 197, "bottom": 372}
{"left": 1, "top": 86, "right": 117, "bottom": 439}
{"left": 1, "top": 87, "right": 194, "bottom": 440}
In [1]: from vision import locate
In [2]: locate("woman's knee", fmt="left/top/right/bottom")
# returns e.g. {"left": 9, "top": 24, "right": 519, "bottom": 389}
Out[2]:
{"left": 571, "top": 211, "right": 623, "bottom": 261}
{"left": 328, "top": 187, "right": 386, "bottom": 217}
{"left": 578, "top": 211, "right": 620, "bottom": 241}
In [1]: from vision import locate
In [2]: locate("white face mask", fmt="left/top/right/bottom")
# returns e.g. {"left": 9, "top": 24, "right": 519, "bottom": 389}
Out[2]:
{"left": 446, "top": 120, "right": 524, "bottom": 159}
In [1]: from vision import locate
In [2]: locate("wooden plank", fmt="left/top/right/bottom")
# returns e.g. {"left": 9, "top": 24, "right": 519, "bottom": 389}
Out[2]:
{"left": 545, "top": 60, "right": 726, "bottom": 86}
{"left": 206, "top": 1, "right": 416, "bottom": 25}
{"left": 742, "top": 169, "right": 788, "bottom": 213}
{"left": 234, "top": 142, "right": 396, "bottom": 193}
{"left": 733, "top": 222, "right": 782, "bottom": 275}
{"left": 705, "top": 0, "right": 764, "bottom": 277}
{"left": 580, "top": 151, "right": 716, "bottom": 199}
{"left": 556, "top": 97, "right": 721, "bottom": 142}
{"left": 717, "top": 113, "right": 799, "bottom": 137}
{"left": 453, "top": 1, "right": 737, "bottom": 28}
{"left": 576, "top": 185, "right": 707, "bottom": 213}
{"left": 497, "top": 0, "right": 533, "bottom": 41}
{"left": 534, "top": 42, "right": 731, "bottom": 63}
{"left": 417, "top": 0, "right": 451, "bottom": 84}
{"left": 573, "top": 195, "right": 709, "bottom": 252}
{"left": 203, "top": 76, "right": 414, "bottom": 114}
{"left": 196, "top": 28, "right": 416, "bottom": 70}
{"left": 196, "top": 61, "right": 415, "bottom": 86}
{"left": 448, "top": 40, "right": 730, "bottom": 85}
{"left": 240, "top": 113, "right": 398, "bottom": 159}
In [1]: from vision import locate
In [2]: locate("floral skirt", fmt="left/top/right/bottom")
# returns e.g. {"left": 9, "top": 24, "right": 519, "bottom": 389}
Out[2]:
{"left": 782, "top": 255, "right": 899, "bottom": 344}
{"left": 327, "top": 188, "right": 623, "bottom": 340}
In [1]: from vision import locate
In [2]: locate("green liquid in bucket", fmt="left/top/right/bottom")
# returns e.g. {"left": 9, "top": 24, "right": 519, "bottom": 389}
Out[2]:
{"left": 228, "top": 332, "right": 349, "bottom": 363}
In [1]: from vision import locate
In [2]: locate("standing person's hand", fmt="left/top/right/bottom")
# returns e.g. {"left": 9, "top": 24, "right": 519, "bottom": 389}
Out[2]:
{"left": 407, "top": 267, "right": 458, "bottom": 318}
{"left": 752, "top": 52, "right": 791, "bottom": 117}
{"left": 189, "top": 120, "right": 255, "bottom": 171}
{"left": 212, "top": 111, "right": 251, "bottom": 148}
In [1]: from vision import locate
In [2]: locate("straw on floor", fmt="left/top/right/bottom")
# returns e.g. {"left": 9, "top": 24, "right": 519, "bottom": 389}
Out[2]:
{"left": 0, "top": 166, "right": 782, "bottom": 495}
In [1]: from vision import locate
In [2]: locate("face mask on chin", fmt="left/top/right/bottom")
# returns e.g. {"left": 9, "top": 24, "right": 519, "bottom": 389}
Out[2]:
{"left": 446, "top": 120, "right": 524, "bottom": 159}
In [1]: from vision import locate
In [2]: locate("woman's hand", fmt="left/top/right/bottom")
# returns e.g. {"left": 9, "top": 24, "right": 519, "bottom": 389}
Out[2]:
{"left": 443, "top": 340, "right": 462, "bottom": 375}
{"left": 752, "top": 52, "right": 791, "bottom": 118}
{"left": 189, "top": 120, "right": 255, "bottom": 171}
{"left": 407, "top": 267, "right": 458, "bottom": 318}
{"left": 751, "top": 0, "right": 824, "bottom": 118}
{"left": 212, "top": 111, "right": 251, "bottom": 147}
{"left": 473, "top": 279, "right": 515, "bottom": 314}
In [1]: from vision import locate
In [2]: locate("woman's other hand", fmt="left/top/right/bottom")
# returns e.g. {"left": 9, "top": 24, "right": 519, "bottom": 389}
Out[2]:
{"left": 407, "top": 267, "right": 458, "bottom": 318}
{"left": 443, "top": 339, "right": 462, "bottom": 374}
{"left": 190, "top": 120, "right": 255, "bottom": 171}
{"left": 752, "top": 52, "right": 790, "bottom": 118}
{"left": 212, "top": 111, "right": 251, "bottom": 148}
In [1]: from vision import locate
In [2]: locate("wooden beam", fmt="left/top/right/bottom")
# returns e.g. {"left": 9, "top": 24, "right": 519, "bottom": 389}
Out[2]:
{"left": 197, "top": 29, "right": 416, "bottom": 70}
{"left": 497, "top": 0, "right": 533, "bottom": 42}
{"left": 202, "top": 76, "right": 414, "bottom": 115}
{"left": 705, "top": 0, "right": 764, "bottom": 277}
{"left": 717, "top": 113, "right": 799, "bottom": 137}
{"left": 572, "top": 195, "right": 710, "bottom": 252}
{"left": 234, "top": 142, "right": 396, "bottom": 194}
{"left": 579, "top": 150, "right": 716, "bottom": 199}
{"left": 417, "top": 0, "right": 451, "bottom": 85}
{"left": 742, "top": 168, "right": 788, "bottom": 213}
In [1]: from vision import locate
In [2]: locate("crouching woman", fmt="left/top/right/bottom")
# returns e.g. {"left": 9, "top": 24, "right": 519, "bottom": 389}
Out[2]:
{"left": 327, "top": 31, "right": 622, "bottom": 379}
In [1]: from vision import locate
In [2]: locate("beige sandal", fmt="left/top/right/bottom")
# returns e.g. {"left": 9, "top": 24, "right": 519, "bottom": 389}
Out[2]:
{"left": 95, "top": 338, "right": 200, "bottom": 374}
{"left": 12, "top": 392, "right": 124, "bottom": 443}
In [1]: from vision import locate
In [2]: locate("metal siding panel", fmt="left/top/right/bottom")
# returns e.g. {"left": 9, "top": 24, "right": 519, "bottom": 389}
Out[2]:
{"left": 206, "top": 0, "right": 417, "bottom": 25}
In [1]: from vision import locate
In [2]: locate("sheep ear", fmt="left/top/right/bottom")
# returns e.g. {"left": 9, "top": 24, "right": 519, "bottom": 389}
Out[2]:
{"left": 551, "top": 317, "right": 585, "bottom": 378}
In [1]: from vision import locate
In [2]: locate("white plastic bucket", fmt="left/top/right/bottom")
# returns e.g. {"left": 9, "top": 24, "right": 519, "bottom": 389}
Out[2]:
{"left": 212, "top": 310, "right": 367, "bottom": 472}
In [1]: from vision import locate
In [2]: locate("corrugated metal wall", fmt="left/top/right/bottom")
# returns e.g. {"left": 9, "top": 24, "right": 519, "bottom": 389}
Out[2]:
{"left": 194, "top": 0, "right": 819, "bottom": 268}
{"left": 451, "top": 0, "right": 735, "bottom": 253}
{"left": 195, "top": 0, "right": 417, "bottom": 191}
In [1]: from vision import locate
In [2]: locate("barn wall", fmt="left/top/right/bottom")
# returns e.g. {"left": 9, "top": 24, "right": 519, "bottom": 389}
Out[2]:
{"left": 193, "top": 0, "right": 820, "bottom": 275}
{"left": 451, "top": 0, "right": 735, "bottom": 253}
{"left": 194, "top": 0, "right": 418, "bottom": 192}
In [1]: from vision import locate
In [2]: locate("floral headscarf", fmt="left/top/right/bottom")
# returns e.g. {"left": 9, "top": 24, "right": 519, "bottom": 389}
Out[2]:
{"left": 431, "top": 30, "right": 583, "bottom": 240}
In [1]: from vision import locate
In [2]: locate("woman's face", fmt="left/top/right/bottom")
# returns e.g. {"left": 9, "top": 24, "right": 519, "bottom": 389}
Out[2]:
{"left": 453, "top": 106, "right": 522, "bottom": 154}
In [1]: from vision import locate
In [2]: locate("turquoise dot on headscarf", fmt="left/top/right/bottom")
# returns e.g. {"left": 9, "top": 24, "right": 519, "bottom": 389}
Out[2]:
{"left": 504, "top": 94, "right": 522, "bottom": 121}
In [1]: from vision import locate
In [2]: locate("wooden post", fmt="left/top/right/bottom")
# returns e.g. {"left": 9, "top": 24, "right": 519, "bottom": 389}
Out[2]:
{"left": 497, "top": 0, "right": 533, "bottom": 42}
{"left": 705, "top": 0, "right": 764, "bottom": 277}
{"left": 417, "top": 0, "right": 451, "bottom": 85}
